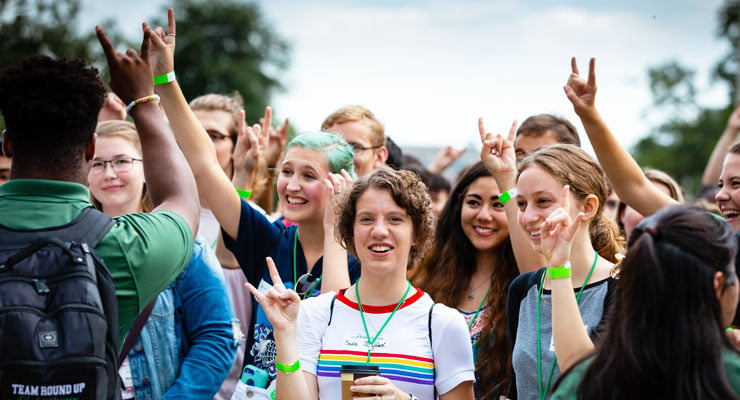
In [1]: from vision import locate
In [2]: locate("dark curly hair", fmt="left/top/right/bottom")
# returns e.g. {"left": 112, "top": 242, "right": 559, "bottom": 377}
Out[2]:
{"left": 0, "top": 55, "right": 105, "bottom": 175}
{"left": 336, "top": 167, "right": 433, "bottom": 270}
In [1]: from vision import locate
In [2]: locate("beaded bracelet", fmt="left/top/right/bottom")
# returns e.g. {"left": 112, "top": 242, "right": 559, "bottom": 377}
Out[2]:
{"left": 125, "top": 94, "right": 160, "bottom": 116}
{"left": 275, "top": 359, "right": 300, "bottom": 374}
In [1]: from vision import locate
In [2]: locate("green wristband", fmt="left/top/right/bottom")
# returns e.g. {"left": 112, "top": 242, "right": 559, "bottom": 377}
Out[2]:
{"left": 499, "top": 187, "right": 518, "bottom": 205}
{"left": 547, "top": 262, "right": 572, "bottom": 279}
{"left": 153, "top": 71, "right": 176, "bottom": 85}
{"left": 236, "top": 189, "right": 252, "bottom": 199}
{"left": 275, "top": 359, "right": 300, "bottom": 373}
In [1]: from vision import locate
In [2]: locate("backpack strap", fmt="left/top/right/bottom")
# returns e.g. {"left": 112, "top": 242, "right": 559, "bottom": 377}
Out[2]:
{"left": 327, "top": 292, "right": 338, "bottom": 326}
{"left": 117, "top": 298, "right": 157, "bottom": 368}
{"left": 428, "top": 302, "right": 437, "bottom": 399}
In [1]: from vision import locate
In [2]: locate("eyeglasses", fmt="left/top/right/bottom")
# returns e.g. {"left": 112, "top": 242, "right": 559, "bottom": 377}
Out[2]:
{"left": 89, "top": 157, "right": 143, "bottom": 174}
{"left": 350, "top": 144, "right": 382, "bottom": 154}
{"left": 295, "top": 272, "right": 321, "bottom": 299}
{"left": 207, "top": 129, "right": 231, "bottom": 142}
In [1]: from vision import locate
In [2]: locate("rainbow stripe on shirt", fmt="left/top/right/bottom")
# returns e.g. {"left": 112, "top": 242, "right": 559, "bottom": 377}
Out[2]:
{"left": 317, "top": 349, "right": 435, "bottom": 385}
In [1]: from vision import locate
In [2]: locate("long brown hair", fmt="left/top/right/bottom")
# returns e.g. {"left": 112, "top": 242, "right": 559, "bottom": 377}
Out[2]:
{"left": 411, "top": 162, "right": 518, "bottom": 398}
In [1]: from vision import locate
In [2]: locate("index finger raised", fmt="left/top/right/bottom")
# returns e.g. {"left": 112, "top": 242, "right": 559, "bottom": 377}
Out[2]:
{"left": 571, "top": 57, "right": 579, "bottom": 75}
{"left": 265, "top": 257, "right": 285, "bottom": 288}
{"left": 96, "top": 26, "right": 117, "bottom": 63}
{"left": 167, "top": 8, "right": 176, "bottom": 36}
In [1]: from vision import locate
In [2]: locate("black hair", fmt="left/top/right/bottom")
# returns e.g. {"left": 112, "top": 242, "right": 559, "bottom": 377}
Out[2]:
{"left": 0, "top": 55, "right": 105, "bottom": 174}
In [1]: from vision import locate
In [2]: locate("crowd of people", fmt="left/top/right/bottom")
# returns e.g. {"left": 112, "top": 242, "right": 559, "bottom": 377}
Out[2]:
{"left": 2, "top": 7, "right": 740, "bottom": 400}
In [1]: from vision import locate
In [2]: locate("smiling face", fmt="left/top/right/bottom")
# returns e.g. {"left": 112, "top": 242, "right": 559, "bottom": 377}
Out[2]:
{"left": 276, "top": 146, "right": 330, "bottom": 224}
{"left": 516, "top": 165, "right": 583, "bottom": 253}
{"left": 88, "top": 136, "right": 145, "bottom": 216}
{"left": 717, "top": 153, "right": 740, "bottom": 231}
{"left": 353, "top": 188, "right": 415, "bottom": 278}
{"left": 460, "top": 176, "right": 509, "bottom": 254}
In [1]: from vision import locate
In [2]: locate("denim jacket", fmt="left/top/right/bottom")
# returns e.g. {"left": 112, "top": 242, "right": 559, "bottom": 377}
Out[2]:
{"left": 125, "top": 237, "right": 238, "bottom": 399}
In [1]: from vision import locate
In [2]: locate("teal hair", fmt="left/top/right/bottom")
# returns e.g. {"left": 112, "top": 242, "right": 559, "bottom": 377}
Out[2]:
{"left": 284, "top": 131, "right": 356, "bottom": 178}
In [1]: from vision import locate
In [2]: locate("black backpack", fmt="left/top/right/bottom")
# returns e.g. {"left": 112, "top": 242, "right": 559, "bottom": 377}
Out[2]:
{"left": 0, "top": 207, "right": 119, "bottom": 400}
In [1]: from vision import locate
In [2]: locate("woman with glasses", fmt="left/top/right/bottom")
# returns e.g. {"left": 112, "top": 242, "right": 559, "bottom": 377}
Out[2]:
{"left": 88, "top": 120, "right": 236, "bottom": 399}
{"left": 145, "top": 10, "right": 361, "bottom": 393}
{"left": 551, "top": 205, "right": 740, "bottom": 399}
{"left": 248, "top": 167, "right": 475, "bottom": 399}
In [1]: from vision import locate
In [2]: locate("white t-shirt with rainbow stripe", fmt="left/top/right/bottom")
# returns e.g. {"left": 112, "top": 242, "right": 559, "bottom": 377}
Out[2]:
{"left": 298, "top": 288, "right": 475, "bottom": 399}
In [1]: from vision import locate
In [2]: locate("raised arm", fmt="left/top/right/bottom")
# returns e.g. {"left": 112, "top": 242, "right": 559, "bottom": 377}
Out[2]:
{"left": 245, "top": 258, "right": 318, "bottom": 399}
{"left": 479, "top": 118, "right": 545, "bottom": 272}
{"left": 96, "top": 23, "right": 199, "bottom": 236}
{"left": 320, "top": 171, "right": 354, "bottom": 293}
{"left": 145, "top": 9, "right": 242, "bottom": 239}
{"left": 702, "top": 101, "right": 740, "bottom": 186}
{"left": 564, "top": 57, "right": 677, "bottom": 216}
{"left": 542, "top": 186, "right": 594, "bottom": 371}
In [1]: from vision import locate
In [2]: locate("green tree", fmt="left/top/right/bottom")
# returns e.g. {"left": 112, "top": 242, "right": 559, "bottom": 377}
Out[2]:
{"left": 157, "top": 0, "right": 290, "bottom": 122}
{"left": 632, "top": 61, "right": 732, "bottom": 197}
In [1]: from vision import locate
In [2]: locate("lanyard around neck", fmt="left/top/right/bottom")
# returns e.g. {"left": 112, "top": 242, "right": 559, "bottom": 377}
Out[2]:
{"left": 536, "top": 250, "right": 598, "bottom": 400}
{"left": 356, "top": 279, "right": 411, "bottom": 363}
{"left": 468, "top": 284, "right": 492, "bottom": 331}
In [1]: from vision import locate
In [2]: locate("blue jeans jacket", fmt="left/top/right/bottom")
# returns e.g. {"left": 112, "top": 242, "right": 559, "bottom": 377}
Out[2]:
{"left": 125, "top": 238, "right": 238, "bottom": 399}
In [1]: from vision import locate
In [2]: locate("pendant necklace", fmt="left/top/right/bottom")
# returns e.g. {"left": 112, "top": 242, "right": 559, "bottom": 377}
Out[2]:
{"left": 467, "top": 274, "right": 491, "bottom": 301}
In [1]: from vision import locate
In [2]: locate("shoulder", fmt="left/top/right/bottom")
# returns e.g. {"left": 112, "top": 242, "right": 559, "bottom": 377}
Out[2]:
{"left": 551, "top": 356, "right": 594, "bottom": 399}
{"left": 509, "top": 269, "right": 543, "bottom": 300}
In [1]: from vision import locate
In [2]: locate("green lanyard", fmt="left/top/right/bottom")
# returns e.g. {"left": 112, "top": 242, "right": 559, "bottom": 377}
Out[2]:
{"left": 468, "top": 285, "right": 492, "bottom": 331}
{"left": 356, "top": 279, "right": 411, "bottom": 363}
{"left": 292, "top": 226, "right": 298, "bottom": 287}
{"left": 536, "top": 250, "right": 598, "bottom": 400}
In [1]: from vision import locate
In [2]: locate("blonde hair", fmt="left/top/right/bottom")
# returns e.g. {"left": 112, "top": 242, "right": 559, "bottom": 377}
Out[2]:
{"left": 518, "top": 144, "right": 625, "bottom": 262}
{"left": 92, "top": 120, "right": 152, "bottom": 213}
{"left": 320, "top": 105, "right": 385, "bottom": 147}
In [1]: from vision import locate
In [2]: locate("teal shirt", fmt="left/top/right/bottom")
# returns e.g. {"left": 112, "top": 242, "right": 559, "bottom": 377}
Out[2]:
{"left": 551, "top": 347, "right": 740, "bottom": 399}
{"left": 0, "top": 179, "right": 193, "bottom": 347}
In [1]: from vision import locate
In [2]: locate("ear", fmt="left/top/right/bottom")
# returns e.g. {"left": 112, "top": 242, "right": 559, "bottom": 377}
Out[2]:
{"left": 714, "top": 270, "right": 727, "bottom": 299}
{"left": 579, "top": 193, "right": 600, "bottom": 220}
{"left": 84, "top": 134, "right": 97, "bottom": 162}
{"left": 375, "top": 146, "right": 389, "bottom": 169}
{"left": 2, "top": 130, "right": 12, "bottom": 158}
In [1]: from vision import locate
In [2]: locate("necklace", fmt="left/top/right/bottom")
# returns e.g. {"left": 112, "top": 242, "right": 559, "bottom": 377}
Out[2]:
{"left": 356, "top": 279, "right": 411, "bottom": 363}
{"left": 536, "top": 250, "right": 599, "bottom": 400}
{"left": 467, "top": 274, "right": 491, "bottom": 301}
{"left": 468, "top": 284, "right": 492, "bottom": 331}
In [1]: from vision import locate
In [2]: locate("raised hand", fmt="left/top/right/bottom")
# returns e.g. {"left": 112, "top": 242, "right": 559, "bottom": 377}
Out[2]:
{"left": 539, "top": 185, "right": 586, "bottom": 267}
{"left": 323, "top": 170, "right": 353, "bottom": 228}
{"left": 232, "top": 111, "right": 262, "bottom": 190}
{"left": 244, "top": 257, "right": 301, "bottom": 333}
{"left": 478, "top": 117, "right": 518, "bottom": 179}
{"left": 143, "top": 8, "right": 176, "bottom": 77}
{"left": 428, "top": 145, "right": 466, "bottom": 174}
{"left": 265, "top": 118, "right": 290, "bottom": 169}
{"left": 95, "top": 24, "right": 154, "bottom": 104}
{"left": 564, "top": 57, "right": 597, "bottom": 117}
{"left": 98, "top": 92, "right": 127, "bottom": 122}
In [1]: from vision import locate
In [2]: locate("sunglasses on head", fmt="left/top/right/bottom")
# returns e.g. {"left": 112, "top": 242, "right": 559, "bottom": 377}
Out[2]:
{"left": 295, "top": 272, "right": 321, "bottom": 299}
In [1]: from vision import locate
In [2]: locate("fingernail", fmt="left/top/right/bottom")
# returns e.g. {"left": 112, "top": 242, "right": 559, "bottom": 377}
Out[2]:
{"left": 563, "top": 85, "right": 568, "bottom": 93}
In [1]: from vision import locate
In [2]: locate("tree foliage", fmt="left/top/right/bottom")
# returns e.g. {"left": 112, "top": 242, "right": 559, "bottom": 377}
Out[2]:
{"left": 158, "top": 0, "right": 290, "bottom": 122}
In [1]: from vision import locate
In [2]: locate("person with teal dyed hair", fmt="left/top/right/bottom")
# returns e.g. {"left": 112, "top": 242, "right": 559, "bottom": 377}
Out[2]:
{"left": 144, "top": 9, "right": 362, "bottom": 395}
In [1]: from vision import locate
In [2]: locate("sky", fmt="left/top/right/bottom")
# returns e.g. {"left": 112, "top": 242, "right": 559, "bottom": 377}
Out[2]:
{"left": 80, "top": 0, "right": 731, "bottom": 156}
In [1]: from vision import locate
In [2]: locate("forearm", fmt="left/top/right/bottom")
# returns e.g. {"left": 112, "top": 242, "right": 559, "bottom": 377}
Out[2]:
{"left": 274, "top": 328, "right": 313, "bottom": 399}
{"left": 702, "top": 125, "right": 740, "bottom": 185}
{"left": 129, "top": 102, "right": 199, "bottom": 234}
{"left": 320, "top": 229, "right": 351, "bottom": 293}
{"left": 577, "top": 108, "right": 676, "bottom": 215}
{"left": 156, "top": 81, "right": 242, "bottom": 238}
{"left": 550, "top": 278, "right": 594, "bottom": 372}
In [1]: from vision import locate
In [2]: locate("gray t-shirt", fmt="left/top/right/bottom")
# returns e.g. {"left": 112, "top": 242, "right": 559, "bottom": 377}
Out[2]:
{"left": 508, "top": 268, "right": 615, "bottom": 400}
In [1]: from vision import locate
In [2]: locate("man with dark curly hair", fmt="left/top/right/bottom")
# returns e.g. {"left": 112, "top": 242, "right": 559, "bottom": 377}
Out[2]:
{"left": 0, "top": 34, "right": 199, "bottom": 353}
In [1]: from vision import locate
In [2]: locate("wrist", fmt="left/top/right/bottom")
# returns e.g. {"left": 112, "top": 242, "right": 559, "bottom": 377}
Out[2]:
{"left": 547, "top": 261, "right": 572, "bottom": 279}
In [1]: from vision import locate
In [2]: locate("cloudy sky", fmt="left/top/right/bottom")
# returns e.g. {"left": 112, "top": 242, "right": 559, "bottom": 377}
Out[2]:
{"left": 81, "top": 0, "right": 730, "bottom": 155}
